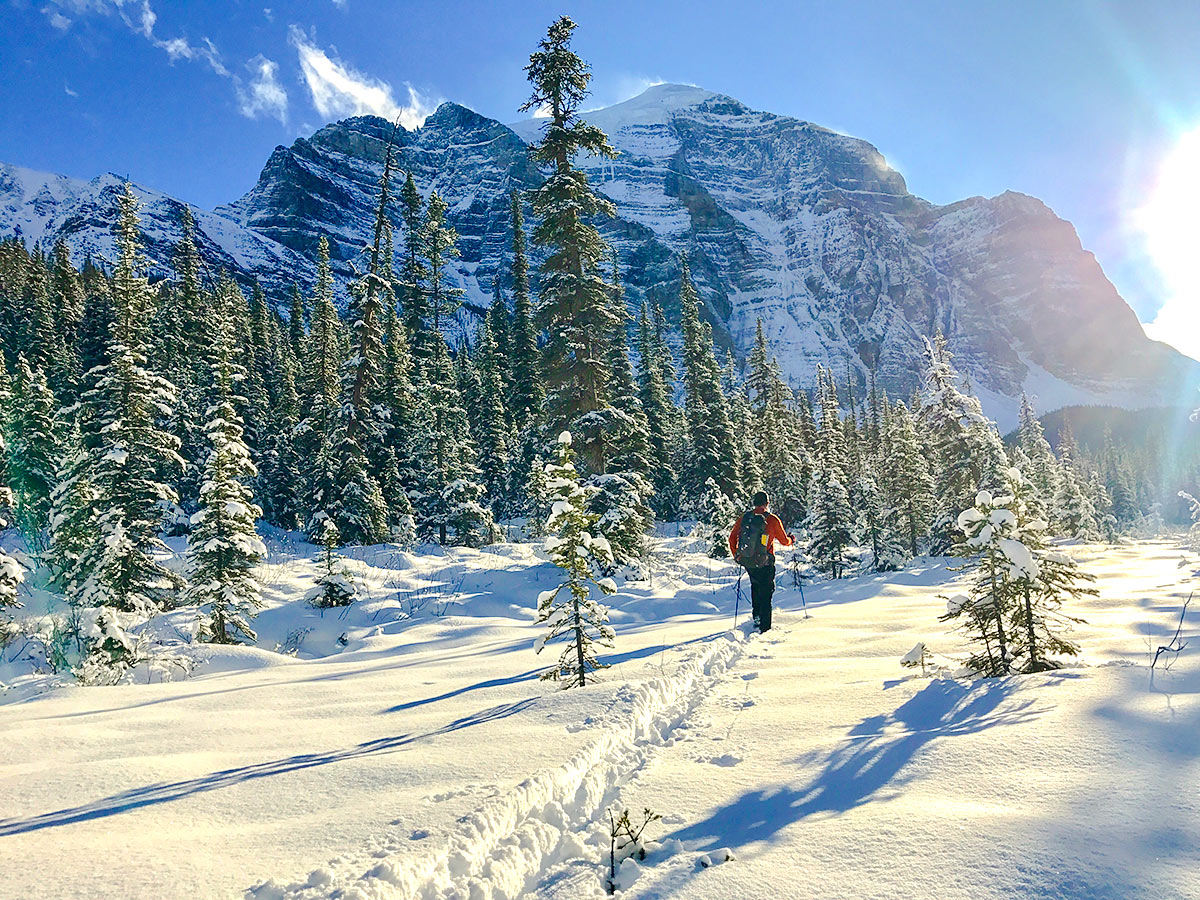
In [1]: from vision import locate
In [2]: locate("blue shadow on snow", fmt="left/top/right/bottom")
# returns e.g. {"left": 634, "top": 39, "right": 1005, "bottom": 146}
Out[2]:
{"left": 672, "top": 676, "right": 1065, "bottom": 850}
{"left": 0, "top": 698, "right": 535, "bottom": 837}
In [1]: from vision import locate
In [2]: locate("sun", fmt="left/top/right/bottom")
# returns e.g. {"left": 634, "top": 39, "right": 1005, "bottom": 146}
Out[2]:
{"left": 1138, "top": 127, "right": 1200, "bottom": 362}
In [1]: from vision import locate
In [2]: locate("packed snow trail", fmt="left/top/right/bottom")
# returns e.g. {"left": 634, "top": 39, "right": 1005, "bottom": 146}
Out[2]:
{"left": 532, "top": 541, "right": 1200, "bottom": 900}
{"left": 251, "top": 623, "right": 749, "bottom": 899}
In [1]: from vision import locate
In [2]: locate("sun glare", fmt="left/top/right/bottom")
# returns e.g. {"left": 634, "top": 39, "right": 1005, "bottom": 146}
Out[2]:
{"left": 1138, "top": 127, "right": 1200, "bottom": 361}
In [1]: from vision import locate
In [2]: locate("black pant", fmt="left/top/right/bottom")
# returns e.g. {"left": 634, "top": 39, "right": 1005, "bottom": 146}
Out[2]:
{"left": 747, "top": 561, "right": 776, "bottom": 632}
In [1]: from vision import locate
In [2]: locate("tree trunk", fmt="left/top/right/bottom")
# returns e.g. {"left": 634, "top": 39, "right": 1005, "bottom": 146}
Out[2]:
{"left": 1024, "top": 585, "right": 1039, "bottom": 671}
{"left": 573, "top": 591, "right": 587, "bottom": 687}
{"left": 987, "top": 554, "right": 1010, "bottom": 674}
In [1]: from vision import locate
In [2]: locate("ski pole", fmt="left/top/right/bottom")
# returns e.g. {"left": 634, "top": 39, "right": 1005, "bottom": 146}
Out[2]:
{"left": 734, "top": 570, "right": 743, "bottom": 628}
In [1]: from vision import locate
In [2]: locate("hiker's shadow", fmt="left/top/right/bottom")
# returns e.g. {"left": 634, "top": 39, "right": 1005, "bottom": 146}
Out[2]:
{"left": 672, "top": 676, "right": 1063, "bottom": 850}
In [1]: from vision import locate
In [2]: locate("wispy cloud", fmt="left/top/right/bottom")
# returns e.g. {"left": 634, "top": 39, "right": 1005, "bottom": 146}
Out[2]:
{"left": 43, "top": 7, "right": 73, "bottom": 30}
{"left": 40, "top": 1, "right": 290, "bottom": 123}
{"left": 288, "top": 26, "right": 435, "bottom": 128}
{"left": 236, "top": 55, "right": 288, "bottom": 125}
{"left": 64, "top": 83, "right": 79, "bottom": 97}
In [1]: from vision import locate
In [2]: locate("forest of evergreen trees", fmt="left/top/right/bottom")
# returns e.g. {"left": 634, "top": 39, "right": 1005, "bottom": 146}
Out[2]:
{"left": 0, "top": 17, "right": 1194, "bottom": 680}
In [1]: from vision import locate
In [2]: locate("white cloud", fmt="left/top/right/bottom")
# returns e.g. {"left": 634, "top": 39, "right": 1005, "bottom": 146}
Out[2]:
{"left": 331, "top": 0, "right": 348, "bottom": 8}
{"left": 289, "top": 26, "right": 435, "bottom": 128}
{"left": 64, "top": 83, "right": 79, "bottom": 97}
{"left": 43, "top": 7, "right": 72, "bottom": 30}
{"left": 236, "top": 55, "right": 288, "bottom": 125}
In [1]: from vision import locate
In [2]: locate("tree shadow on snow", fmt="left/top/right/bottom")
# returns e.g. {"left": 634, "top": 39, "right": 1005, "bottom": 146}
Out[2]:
{"left": 0, "top": 698, "right": 536, "bottom": 837}
{"left": 671, "top": 677, "right": 1059, "bottom": 851}
{"left": 382, "top": 635, "right": 714, "bottom": 713}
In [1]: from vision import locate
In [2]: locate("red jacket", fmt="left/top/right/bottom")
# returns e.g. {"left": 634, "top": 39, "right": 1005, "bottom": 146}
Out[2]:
{"left": 729, "top": 506, "right": 793, "bottom": 559}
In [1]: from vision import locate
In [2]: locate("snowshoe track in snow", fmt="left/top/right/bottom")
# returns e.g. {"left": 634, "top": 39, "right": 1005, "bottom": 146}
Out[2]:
{"left": 249, "top": 626, "right": 751, "bottom": 900}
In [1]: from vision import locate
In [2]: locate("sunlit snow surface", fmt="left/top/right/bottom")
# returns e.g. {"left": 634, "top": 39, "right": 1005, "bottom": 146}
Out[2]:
{"left": 0, "top": 532, "right": 1196, "bottom": 900}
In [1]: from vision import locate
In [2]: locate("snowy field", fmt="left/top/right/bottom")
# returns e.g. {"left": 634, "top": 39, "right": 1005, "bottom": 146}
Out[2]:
{"left": 0, "top": 534, "right": 1196, "bottom": 900}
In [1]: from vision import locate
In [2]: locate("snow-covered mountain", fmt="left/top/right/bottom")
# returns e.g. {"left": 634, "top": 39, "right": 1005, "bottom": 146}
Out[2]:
{"left": 0, "top": 163, "right": 313, "bottom": 297}
{"left": 2, "top": 83, "right": 1195, "bottom": 426}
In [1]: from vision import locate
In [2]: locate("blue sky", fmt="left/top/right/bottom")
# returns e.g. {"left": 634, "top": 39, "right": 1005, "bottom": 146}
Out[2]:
{"left": 3, "top": 0, "right": 1199, "bottom": 334}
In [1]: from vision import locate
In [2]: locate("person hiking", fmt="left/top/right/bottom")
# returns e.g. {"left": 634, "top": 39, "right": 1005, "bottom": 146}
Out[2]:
{"left": 729, "top": 490, "right": 794, "bottom": 632}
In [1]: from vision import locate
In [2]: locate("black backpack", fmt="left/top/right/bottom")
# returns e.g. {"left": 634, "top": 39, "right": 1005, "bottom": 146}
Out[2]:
{"left": 734, "top": 510, "right": 771, "bottom": 568}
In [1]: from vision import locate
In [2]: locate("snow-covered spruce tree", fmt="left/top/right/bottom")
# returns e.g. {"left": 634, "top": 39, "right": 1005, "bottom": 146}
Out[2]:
{"left": 413, "top": 336, "right": 489, "bottom": 545}
{"left": 508, "top": 189, "right": 544, "bottom": 432}
{"left": 0, "top": 363, "right": 11, "bottom": 514}
{"left": 696, "top": 477, "right": 737, "bottom": 559}
{"left": 469, "top": 321, "right": 512, "bottom": 514}
{"left": 157, "top": 205, "right": 215, "bottom": 518}
{"left": 602, "top": 253, "right": 652, "bottom": 477}
{"left": 807, "top": 367, "right": 855, "bottom": 578}
{"left": 423, "top": 191, "right": 465, "bottom": 335}
{"left": 185, "top": 282, "right": 266, "bottom": 645}
{"left": 1089, "top": 470, "right": 1118, "bottom": 542}
{"left": 48, "top": 240, "right": 84, "bottom": 393}
{"left": 5, "top": 355, "right": 62, "bottom": 543}
{"left": 1099, "top": 430, "right": 1139, "bottom": 529}
{"left": 399, "top": 171, "right": 431, "bottom": 369}
{"left": 884, "top": 400, "right": 935, "bottom": 556}
{"left": 677, "top": 259, "right": 738, "bottom": 507}
{"left": 306, "top": 513, "right": 355, "bottom": 609}
{"left": 1001, "top": 470, "right": 1096, "bottom": 671}
{"left": 378, "top": 301, "right": 418, "bottom": 523}
{"left": 636, "top": 300, "right": 678, "bottom": 518}
{"left": 256, "top": 326, "right": 304, "bottom": 530}
{"left": 588, "top": 470, "right": 653, "bottom": 570}
{"left": 441, "top": 477, "right": 497, "bottom": 548}
{"left": 298, "top": 237, "right": 344, "bottom": 540}
{"left": 534, "top": 432, "right": 617, "bottom": 688}
{"left": 524, "top": 452, "right": 551, "bottom": 538}
{"left": 1052, "top": 426, "right": 1099, "bottom": 540}
{"left": 522, "top": 16, "right": 620, "bottom": 470}
{"left": 942, "top": 472, "right": 1037, "bottom": 677}
{"left": 1017, "top": 393, "right": 1060, "bottom": 520}
{"left": 487, "top": 273, "right": 513, "bottom": 394}
{"left": 855, "top": 459, "right": 906, "bottom": 572}
{"left": 324, "top": 185, "right": 395, "bottom": 549}
{"left": 754, "top": 350, "right": 810, "bottom": 527}
{"left": 0, "top": 488, "right": 23, "bottom": 622}
{"left": 344, "top": 136, "right": 397, "bottom": 452}
{"left": 919, "top": 333, "right": 1008, "bottom": 553}
{"left": 62, "top": 184, "right": 185, "bottom": 620}
{"left": 325, "top": 424, "right": 390, "bottom": 546}
{"left": 723, "top": 355, "right": 765, "bottom": 506}
{"left": 288, "top": 283, "right": 306, "bottom": 360}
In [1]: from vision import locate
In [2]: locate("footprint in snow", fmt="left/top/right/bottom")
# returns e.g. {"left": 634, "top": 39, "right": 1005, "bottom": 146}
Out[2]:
{"left": 708, "top": 753, "right": 742, "bottom": 767}
{"left": 741, "top": 672, "right": 759, "bottom": 681}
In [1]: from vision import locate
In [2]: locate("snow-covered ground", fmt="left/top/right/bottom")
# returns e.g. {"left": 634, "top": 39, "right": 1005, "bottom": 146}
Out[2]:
{"left": 0, "top": 534, "right": 1196, "bottom": 900}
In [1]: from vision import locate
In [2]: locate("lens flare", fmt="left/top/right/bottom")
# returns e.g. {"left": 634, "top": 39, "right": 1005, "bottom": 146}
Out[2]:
{"left": 1138, "top": 127, "right": 1200, "bottom": 362}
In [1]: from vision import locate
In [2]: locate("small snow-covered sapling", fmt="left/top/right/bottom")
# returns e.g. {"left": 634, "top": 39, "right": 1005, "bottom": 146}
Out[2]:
{"left": 606, "top": 806, "right": 662, "bottom": 894}
{"left": 900, "top": 641, "right": 932, "bottom": 676}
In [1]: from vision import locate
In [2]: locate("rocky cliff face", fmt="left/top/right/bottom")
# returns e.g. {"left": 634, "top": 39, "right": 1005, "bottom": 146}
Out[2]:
{"left": 2, "top": 83, "right": 1194, "bottom": 426}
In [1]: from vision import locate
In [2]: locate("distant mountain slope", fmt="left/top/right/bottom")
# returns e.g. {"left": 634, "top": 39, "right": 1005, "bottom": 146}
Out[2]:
{"left": 2, "top": 83, "right": 1195, "bottom": 427}
{"left": 0, "top": 163, "right": 312, "bottom": 298}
